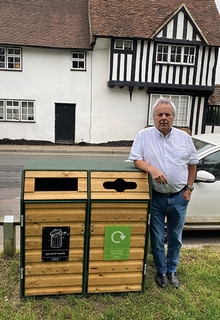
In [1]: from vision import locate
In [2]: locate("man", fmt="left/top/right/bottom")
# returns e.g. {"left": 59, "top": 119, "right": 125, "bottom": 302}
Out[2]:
{"left": 129, "top": 97, "right": 198, "bottom": 288}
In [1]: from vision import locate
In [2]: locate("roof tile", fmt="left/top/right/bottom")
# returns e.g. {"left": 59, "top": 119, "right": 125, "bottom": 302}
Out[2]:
{"left": 1, "top": 0, "right": 220, "bottom": 49}
{"left": 89, "top": 0, "right": 220, "bottom": 46}
{"left": 0, "top": 0, "right": 91, "bottom": 49}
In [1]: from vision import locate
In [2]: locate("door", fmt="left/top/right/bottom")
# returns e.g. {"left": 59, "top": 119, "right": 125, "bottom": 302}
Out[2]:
{"left": 55, "top": 103, "right": 75, "bottom": 143}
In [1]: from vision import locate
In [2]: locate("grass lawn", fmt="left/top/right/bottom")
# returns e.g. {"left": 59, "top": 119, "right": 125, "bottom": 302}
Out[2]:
{"left": 0, "top": 245, "right": 220, "bottom": 320}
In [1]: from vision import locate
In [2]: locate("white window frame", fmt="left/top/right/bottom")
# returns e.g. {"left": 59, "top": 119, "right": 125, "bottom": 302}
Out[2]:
{"left": 156, "top": 44, "right": 195, "bottom": 65}
{"left": 0, "top": 100, "right": 5, "bottom": 120}
{"left": 149, "top": 94, "right": 191, "bottom": 127}
{"left": 71, "top": 51, "right": 86, "bottom": 70}
{"left": 0, "top": 47, "right": 22, "bottom": 70}
{"left": 21, "top": 101, "right": 35, "bottom": 121}
{"left": 6, "top": 100, "right": 20, "bottom": 121}
{"left": 0, "top": 99, "right": 35, "bottom": 122}
{"left": 114, "top": 39, "right": 133, "bottom": 50}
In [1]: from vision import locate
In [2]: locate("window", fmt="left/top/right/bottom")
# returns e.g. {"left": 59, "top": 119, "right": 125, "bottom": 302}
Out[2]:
{"left": 0, "top": 99, "right": 35, "bottom": 122}
{"left": 192, "top": 137, "right": 215, "bottom": 154}
{"left": 156, "top": 44, "right": 195, "bottom": 65}
{"left": 183, "top": 46, "right": 195, "bottom": 64}
{"left": 149, "top": 94, "right": 190, "bottom": 127}
{"left": 157, "top": 45, "right": 168, "bottom": 62}
{"left": 21, "top": 101, "right": 34, "bottom": 121}
{"left": 0, "top": 100, "right": 4, "bottom": 119}
{"left": 197, "top": 151, "right": 220, "bottom": 180}
{"left": 6, "top": 100, "right": 20, "bottom": 120}
{"left": 71, "top": 52, "right": 86, "bottom": 70}
{"left": 114, "top": 39, "right": 133, "bottom": 50}
{"left": 0, "top": 47, "right": 21, "bottom": 70}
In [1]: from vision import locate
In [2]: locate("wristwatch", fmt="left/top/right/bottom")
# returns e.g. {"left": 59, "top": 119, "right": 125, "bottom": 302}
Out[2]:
{"left": 186, "top": 184, "right": 194, "bottom": 191}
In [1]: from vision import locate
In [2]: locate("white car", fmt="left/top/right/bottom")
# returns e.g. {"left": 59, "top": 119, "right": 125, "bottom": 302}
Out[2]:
{"left": 186, "top": 133, "right": 220, "bottom": 229}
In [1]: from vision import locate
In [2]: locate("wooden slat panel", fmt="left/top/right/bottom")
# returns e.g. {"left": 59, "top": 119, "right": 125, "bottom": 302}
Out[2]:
{"left": 88, "top": 272, "right": 142, "bottom": 286}
{"left": 91, "top": 192, "right": 149, "bottom": 200}
{"left": 89, "top": 260, "right": 143, "bottom": 273}
{"left": 25, "top": 171, "right": 87, "bottom": 178}
{"left": 25, "top": 274, "right": 82, "bottom": 288}
{"left": 25, "top": 285, "right": 83, "bottom": 296}
{"left": 24, "top": 178, "right": 35, "bottom": 192}
{"left": 91, "top": 202, "right": 148, "bottom": 221}
{"left": 25, "top": 202, "right": 86, "bottom": 209}
{"left": 25, "top": 210, "right": 85, "bottom": 219}
{"left": 24, "top": 191, "right": 87, "bottom": 200}
{"left": 92, "top": 202, "right": 148, "bottom": 208}
{"left": 25, "top": 213, "right": 86, "bottom": 223}
{"left": 91, "top": 216, "right": 147, "bottom": 231}
{"left": 91, "top": 179, "right": 149, "bottom": 192}
{"left": 91, "top": 171, "right": 149, "bottom": 200}
{"left": 91, "top": 172, "right": 148, "bottom": 179}
{"left": 87, "top": 284, "right": 142, "bottom": 293}
{"left": 25, "top": 203, "right": 86, "bottom": 223}
{"left": 25, "top": 248, "right": 84, "bottom": 263}
{"left": 91, "top": 191, "right": 149, "bottom": 200}
{"left": 90, "top": 223, "right": 146, "bottom": 235}
{"left": 25, "top": 261, "right": 83, "bottom": 275}
{"left": 24, "top": 171, "right": 87, "bottom": 200}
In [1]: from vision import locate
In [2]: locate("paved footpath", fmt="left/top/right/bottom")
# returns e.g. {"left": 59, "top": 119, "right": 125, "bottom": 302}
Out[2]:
{"left": 0, "top": 143, "right": 131, "bottom": 155}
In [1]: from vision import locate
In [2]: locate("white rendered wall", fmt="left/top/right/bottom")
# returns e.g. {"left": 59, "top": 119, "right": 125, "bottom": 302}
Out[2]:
{"left": 0, "top": 47, "right": 92, "bottom": 143}
{"left": 1, "top": 44, "right": 148, "bottom": 143}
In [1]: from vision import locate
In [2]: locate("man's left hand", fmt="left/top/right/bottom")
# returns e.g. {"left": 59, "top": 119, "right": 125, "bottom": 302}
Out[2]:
{"left": 183, "top": 188, "right": 192, "bottom": 201}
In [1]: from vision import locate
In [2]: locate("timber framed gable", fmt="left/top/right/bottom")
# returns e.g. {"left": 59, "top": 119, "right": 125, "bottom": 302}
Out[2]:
{"left": 153, "top": 5, "right": 207, "bottom": 44}
{"left": 107, "top": 4, "right": 217, "bottom": 97}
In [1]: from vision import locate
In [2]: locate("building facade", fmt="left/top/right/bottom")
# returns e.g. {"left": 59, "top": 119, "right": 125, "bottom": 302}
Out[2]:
{"left": 1, "top": 0, "right": 220, "bottom": 143}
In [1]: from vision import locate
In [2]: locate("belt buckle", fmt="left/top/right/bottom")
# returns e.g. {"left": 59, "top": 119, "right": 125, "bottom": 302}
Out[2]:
{"left": 163, "top": 192, "right": 172, "bottom": 198}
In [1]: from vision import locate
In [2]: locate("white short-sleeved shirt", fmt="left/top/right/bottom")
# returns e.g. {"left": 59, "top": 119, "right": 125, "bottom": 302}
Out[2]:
{"left": 129, "top": 126, "right": 199, "bottom": 193}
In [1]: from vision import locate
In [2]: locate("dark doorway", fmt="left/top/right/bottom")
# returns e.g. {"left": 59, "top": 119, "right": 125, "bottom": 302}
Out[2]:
{"left": 55, "top": 103, "right": 75, "bottom": 143}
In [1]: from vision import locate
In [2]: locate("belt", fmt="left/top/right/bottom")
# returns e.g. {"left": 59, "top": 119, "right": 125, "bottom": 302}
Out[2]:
{"left": 152, "top": 186, "right": 186, "bottom": 198}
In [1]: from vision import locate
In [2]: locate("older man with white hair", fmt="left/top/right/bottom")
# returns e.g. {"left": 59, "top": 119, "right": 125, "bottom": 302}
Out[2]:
{"left": 129, "top": 97, "right": 198, "bottom": 288}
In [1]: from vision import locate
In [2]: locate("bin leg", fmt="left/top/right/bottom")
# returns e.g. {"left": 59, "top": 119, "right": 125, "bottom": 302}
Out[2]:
{"left": 4, "top": 215, "right": 16, "bottom": 257}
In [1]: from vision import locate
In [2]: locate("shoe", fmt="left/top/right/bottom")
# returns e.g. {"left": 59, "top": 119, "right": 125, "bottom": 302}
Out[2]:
{"left": 167, "top": 272, "right": 180, "bottom": 288}
{"left": 156, "top": 272, "right": 168, "bottom": 288}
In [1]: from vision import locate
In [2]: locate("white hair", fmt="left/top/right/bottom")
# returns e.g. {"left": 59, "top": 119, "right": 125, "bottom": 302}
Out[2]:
{"left": 152, "top": 97, "right": 176, "bottom": 117}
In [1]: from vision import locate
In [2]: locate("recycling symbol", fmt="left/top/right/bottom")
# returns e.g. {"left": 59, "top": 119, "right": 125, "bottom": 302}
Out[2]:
{"left": 111, "top": 231, "right": 126, "bottom": 244}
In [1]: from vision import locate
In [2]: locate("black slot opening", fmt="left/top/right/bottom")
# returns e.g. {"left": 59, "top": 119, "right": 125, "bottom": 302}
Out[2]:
{"left": 103, "top": 178, "right": 137, "bottom": 192}
{"left": 35, "top": 178, "right": 78, "bottom": 191}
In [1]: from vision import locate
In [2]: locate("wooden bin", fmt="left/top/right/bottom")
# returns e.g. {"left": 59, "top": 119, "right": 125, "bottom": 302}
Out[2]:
{"left": 88, "top": 170, "right": 150, "bottom": 294}
{"left": 20, "top": 160, "right": 151, "bottom": 298}
{"left": 20, "top": 162, "right": 88, "bottom": 297}
{"left": 24, "top": 202, "right": 86, "bottom": 296}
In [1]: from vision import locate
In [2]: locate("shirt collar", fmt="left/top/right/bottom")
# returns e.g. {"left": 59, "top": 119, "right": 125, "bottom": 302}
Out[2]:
{"left": 153, "top": 126, "right": 173, "bottom": 139}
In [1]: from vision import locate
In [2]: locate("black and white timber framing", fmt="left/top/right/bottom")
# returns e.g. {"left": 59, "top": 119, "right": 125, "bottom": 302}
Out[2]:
{"left": 107, "top": 6, "right": 219, "bottom": 135}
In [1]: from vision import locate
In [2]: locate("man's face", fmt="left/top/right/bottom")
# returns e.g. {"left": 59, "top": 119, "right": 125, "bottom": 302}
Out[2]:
{"left": 153, "top": 103, "right": 175, "bottom": 136}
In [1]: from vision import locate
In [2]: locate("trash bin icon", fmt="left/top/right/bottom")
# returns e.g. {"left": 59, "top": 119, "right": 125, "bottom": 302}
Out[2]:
{"left": 50, "top": 229, "right": 63, "bottom": 248}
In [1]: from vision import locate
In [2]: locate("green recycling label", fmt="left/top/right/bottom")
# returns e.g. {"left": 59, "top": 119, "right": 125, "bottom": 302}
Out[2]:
{"left": 104, "top": 226, "right": 131, "bottom": 260}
